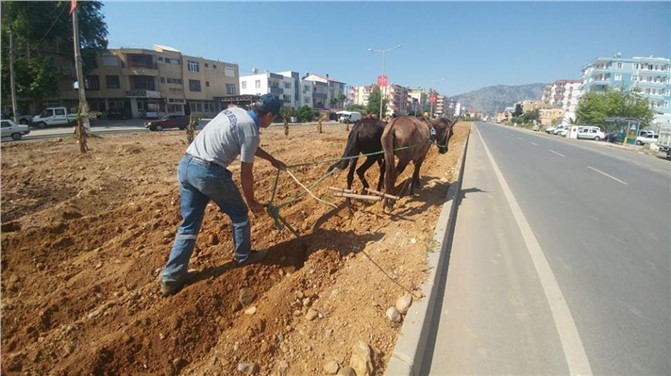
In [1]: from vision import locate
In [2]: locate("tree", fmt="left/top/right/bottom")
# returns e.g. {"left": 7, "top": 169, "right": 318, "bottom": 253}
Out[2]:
{"left": 345, "top": 104, "right": 366, "bottom": 114}
{"left": 295, "top": 106, "right": 317, "bottom": 123}
{"left": 1, "top": 1, "right": 108, "bottom": 109}
{"left": 366, "top": 86, "right": 387, "bottom": 118}
{"left": 576, "top": 90, "right": 654, "bottom": 131}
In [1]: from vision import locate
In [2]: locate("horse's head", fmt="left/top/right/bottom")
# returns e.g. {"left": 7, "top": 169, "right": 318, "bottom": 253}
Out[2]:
{"left": 431, "top": 118, "right": 455, "bottom": 154}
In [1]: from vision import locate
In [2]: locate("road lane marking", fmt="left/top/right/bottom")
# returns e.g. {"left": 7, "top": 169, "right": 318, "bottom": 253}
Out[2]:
{"left": 476, "top": 128, "right": 593, "bottom": 375}
{"left": 549, "top": 149, "right": 567, "bottom": 158}
{"left": 587, "top": 166, "right": 628, "bottom": 185}
{"left": 530, "top": 142, "right": 539, "bottom": 146}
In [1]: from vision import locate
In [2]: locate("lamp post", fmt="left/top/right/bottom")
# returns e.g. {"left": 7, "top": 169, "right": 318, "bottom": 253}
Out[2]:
{"left": 368, "top": 45, "right": 401, "bottom": 119}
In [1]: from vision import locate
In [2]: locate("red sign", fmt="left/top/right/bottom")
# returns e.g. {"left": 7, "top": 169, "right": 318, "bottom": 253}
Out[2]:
{"left": 429, "top": 95, "right": 437, "bottom": 104}
{"left": 377, "top": 75, "right": 388, "bottom": 87}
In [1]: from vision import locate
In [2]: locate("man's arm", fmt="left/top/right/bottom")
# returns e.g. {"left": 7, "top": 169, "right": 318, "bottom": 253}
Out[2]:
{"left": 241, "top": 161, "right": 264, "bottom": 213}
{"left": 255, "top": 146, "right": 287, "bottom": 170}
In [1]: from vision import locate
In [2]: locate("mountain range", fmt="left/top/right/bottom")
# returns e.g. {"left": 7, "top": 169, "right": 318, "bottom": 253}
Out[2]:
{"left": 450, "top": 83, "right": 547, "bottom": 115}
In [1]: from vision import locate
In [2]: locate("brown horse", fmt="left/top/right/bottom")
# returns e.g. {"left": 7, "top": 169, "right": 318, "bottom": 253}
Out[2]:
{"left": 327, "top": 117, "right": 386, "bottom": 192}
{"left": 381, "top": 116, "right": 455, "bottom": 211}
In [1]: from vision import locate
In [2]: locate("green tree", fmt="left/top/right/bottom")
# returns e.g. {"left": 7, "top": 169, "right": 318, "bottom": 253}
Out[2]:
{"left": 1, "top": 1, "right": 108, "bottom": 109}
{"left": 345, "top": 104, "right": 367, "bottom": 113}
{"left": 366, "top": 86, "right": 387, "bottom": 118}
{"left": 295, "top": 105, "right": 317, "bottom": 123}
{"left": 576, "top": 90, "right": 654, "bottom": 131}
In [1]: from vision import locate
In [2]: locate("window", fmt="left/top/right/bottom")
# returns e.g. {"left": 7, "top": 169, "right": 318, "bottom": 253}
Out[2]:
{"left": 158, "top": 57, "right": 164, "bottom": 62}
{"left": 187, "top": 60, "right": 200, "bottom": 72}
{"left": 226, "top": 84, "right": 236, "bottom": 94}
{"left": 615, "top": 74, "right": 622, "bottom": 81}
{"left": 189, "top": 79, "right": 201, "bottom": 92}
{"left": 160, "top": 77, "right": 166, "bottom": 83}
{"left": 205, "top": 63, "right": 209, "bottom": 68}
{"left": 55, "top": 108, "right": 66, "bottom": 116}
{"left": 284, "top": 82, "right": 291, "bottom": 89}
{"left": 224, "top": 66, "right": 235, "bottom": 77}
{"left": 241, "top": 81, "right": 247, "bottom": 89}
{"left": 102, "top": 55, "right": 120, "bottom": 67}
{"left": 616, "top": 62, "right": 623, "bottom": 69}
{"left": 2, "top": 121, "right": 10, "bottom": 128}
{"left": 255, "top": 80, "right": 261, "bottom": 89}
{"left": 206, "top": 81, "right": 210, "bottom": 87}
{"left": 213, "top": 65, "right": 217, "bottom": 69}
{"left": 106, "top": 75, "right": 120, "bottom": 89}
{"left": 85, "top": 75, "right": 100, "bottom": 90}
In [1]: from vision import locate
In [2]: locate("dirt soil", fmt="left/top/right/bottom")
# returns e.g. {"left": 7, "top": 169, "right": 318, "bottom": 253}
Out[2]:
{"left": 1, "top": 121, "right": 469, "bottom": 375}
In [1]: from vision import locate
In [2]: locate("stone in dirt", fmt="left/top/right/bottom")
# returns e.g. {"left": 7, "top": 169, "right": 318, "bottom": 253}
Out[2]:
{"left": 349, "top": 341, "right": 373, "bottom": 376}
{"left": 338, "top": 366, "right": 356, "bottom": 376}
{"left": 395, "top": 293, "right": 413, "bottom": 314}
{"left": 237, "top": 362, "right": 258, "bottom": 374}
{"left": 386, "top": 307, "right": 402, "bottom": 323}
{"left": 239, "top": 287, "right": 256, "bottom": 306}
{"left": 323, "top": 359, "right": 339, "bottom": 374}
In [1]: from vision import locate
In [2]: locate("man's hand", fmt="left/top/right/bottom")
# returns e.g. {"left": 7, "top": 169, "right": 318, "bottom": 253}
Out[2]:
{"left": 249, "top": 201, "right": 265, "bottom": 213}
{"left": 271, "top": 158, "right": 287, "bottom": 171}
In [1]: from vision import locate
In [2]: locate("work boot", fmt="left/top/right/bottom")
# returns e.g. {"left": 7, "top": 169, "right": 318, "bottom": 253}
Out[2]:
{"left": 236, "top": 250, "right": 267, "bottom": 266}
{"left": 161, "top": 271, "right": 194, "bottom": 297}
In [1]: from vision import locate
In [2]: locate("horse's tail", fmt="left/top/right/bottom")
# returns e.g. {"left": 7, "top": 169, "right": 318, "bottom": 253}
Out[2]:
{"left": 327, "top": 122, "right": 360, "bottom": 173}
{"left": 381, "top": 119, "right": 397, "bottom": 199}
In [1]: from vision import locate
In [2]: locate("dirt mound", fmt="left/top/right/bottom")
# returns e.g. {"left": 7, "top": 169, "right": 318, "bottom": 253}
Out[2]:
{"left": 1, "top": 122, "right": 469, "bottom": 375}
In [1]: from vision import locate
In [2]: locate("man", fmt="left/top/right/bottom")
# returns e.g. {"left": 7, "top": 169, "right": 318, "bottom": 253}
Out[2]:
{"left": 161, "top": 94, "right": 286, "bottom": 296}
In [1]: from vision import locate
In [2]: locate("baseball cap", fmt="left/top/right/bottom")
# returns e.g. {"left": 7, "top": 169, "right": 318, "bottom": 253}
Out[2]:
{"left": 254, "top": 94, "right": 282, "bottom": 116}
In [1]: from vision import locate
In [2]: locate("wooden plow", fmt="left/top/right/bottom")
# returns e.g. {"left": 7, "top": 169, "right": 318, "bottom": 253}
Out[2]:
{"left": 328, "top": 187, "right": 399, "bottom": 202}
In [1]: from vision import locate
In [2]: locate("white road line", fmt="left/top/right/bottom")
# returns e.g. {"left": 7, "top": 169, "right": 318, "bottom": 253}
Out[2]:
{"left": 587, "top": 166, "right": 628, "bottom": 185}
{"left": 530, "top": 142, "right": 539, "bottom": 146}
{"left": 549, "top": 149, "right": 567, "bottom": 158}
{"left": 476, "top": 128, "right": 593, "bottom": 376}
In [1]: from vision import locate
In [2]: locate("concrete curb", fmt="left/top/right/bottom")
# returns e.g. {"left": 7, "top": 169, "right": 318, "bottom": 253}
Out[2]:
{"left": 385, "top": 126, "right": 472, "bottom": 376}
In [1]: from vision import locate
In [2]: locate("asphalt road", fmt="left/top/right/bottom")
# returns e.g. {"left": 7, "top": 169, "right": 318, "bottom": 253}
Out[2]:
{"left": 422, "top": 122, "right": 670, "bottom": 375}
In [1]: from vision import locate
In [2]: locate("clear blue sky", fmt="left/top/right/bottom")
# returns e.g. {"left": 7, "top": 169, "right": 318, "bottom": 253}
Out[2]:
{"left": 102, "top": 1, "right": 670, "bottom": 96}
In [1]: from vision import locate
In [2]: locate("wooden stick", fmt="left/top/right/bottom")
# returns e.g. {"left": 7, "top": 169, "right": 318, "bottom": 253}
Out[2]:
{"left": 365, "top": 188, "right": 399, "bottom": 201}
{"left": 328, "top": 186, "right": 355, "bottom": 193}
{"left": 332, "top": 192, "right": 382, "bottom": 201}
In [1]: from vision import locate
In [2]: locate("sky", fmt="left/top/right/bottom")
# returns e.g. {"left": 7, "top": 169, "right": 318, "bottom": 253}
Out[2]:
{"left": 102, "top": 1, "right": 671, "bottom": 97}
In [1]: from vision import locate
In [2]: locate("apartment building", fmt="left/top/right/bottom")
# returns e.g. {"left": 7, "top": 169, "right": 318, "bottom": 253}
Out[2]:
{"left": 387, "top": 84, "right": 410, "bottom": 116}
{"left": 408, "top": 89, "right": 428, "bottom": 115}
{"left": 349, "top": 85, "right": 374, "bottom": 107}
{"left": 77, "top": 44, "right": 239, "bottom": 118}
{"left": 302, "top": 73, "right": 347, "bottom": 110}
{"left": 580, "top": 54, "right": 671, "bottom": 114}
{"left": 542, "top": 79, "right": 582, "bottom": 121}
{"left": 239, "top": 70, "right": 296, "bottom": 107}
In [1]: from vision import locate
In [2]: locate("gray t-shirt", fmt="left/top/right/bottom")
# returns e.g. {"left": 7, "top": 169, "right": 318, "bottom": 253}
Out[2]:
{"left": 186, "top": 107, "right": 260, "bottom": 168}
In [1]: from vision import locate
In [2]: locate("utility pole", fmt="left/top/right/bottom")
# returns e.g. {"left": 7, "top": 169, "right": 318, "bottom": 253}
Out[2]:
{"left": 9, "top": 30, "right": 19, "bottom": 124}
{"left": 72, "top": 5, "right": 90, "bottom": 153}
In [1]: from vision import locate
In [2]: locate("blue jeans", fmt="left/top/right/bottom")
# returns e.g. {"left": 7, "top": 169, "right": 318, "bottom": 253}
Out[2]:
{"left": 162, "top": 154, "right": 251, "bottom": 282}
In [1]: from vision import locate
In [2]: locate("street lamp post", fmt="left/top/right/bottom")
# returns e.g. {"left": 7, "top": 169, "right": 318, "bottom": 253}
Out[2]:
{"left": 368, "top": 45, "right": 401, "bottom": 119}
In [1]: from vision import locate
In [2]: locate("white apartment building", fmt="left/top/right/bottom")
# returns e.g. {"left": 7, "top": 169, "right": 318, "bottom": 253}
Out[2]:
{"left": 302, "top": 73, "right": 347, "bottom": 110}
{"left": 349, "top": 85, "right": 373, "bottom": 107}
{"left": 542, "top": 79, "right": 582, "bottom": 122}
{"left": 239, "top": 70, "right": 295, "bottom": 106}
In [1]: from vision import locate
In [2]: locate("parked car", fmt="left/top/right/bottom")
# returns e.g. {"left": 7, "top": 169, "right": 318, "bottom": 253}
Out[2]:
{"left": 1, "top": 119, "right": 30, "bottom": 140}
{"left": 532, "top": 123, "right": 541, "bottom": 131}
{"left": 636, "top": 133, "right": 659, "bottom": 145}
{"left": 577, "top": 126, "right": 605, "bottom": 141}
{"left": 552, "top": 124, "right": 569, "bottom": 135}
{"left": 106, "top": 108, "right": 128, "bottom": 120}
{"left": 145, "top": 115, "right": 189, "bottom": 131}
{"left": 31, "top": 107, "right": 77, "bottom": 128}
{"left": 1, "top": 112, "right": 33, "bottom": 125}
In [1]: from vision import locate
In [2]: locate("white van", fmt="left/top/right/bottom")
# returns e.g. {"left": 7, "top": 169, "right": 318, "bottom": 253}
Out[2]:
{"left": 336, "top": 111, "right": 362, "bottom": 124}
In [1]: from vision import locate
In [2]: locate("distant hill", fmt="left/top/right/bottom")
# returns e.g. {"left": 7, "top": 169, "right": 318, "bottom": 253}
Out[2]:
{"left": 450, "top": 83, "right": 546, "bottom": 115}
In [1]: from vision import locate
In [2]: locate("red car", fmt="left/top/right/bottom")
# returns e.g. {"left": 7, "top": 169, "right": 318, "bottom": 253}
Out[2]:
{"left": 145, "top": 115, "right": 189, "bottom": 131}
